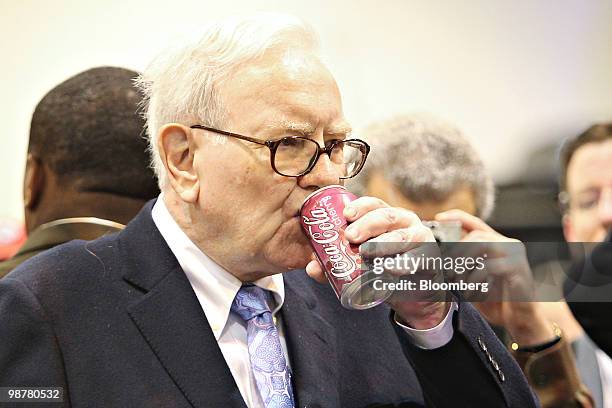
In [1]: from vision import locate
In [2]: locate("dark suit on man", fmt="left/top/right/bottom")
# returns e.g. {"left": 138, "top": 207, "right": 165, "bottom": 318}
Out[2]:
{"left": 565, "top": 230, "right": 612, "bottom": 358}
{"left": 0, "top": 201, "right": 538, "bottom": 407}
{"left": 0, "top": 218, "right": 123, "bottom": 278}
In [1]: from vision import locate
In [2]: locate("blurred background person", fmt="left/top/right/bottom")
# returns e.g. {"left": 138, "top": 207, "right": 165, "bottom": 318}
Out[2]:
{"left": 349, "top": 114, "right": 600, "bottom": 408}
{"left": 3, "top": 1, "right": 612, "bottom": 242}
{"left": 560, "top": 123, "right": 612, "bottom": 243}
{"left": 561, "top": 124, "right": 612, "bottom": 371}
{"left": 0, "top": 67, "right": 160, "bottom": 277}
{"left": 349, "top": 114, "right": 494, "bottom": 221}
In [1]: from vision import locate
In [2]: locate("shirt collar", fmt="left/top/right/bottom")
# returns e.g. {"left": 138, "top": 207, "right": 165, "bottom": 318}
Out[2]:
{"left": 151, "top": 195, "right": 285, "bottom": 340}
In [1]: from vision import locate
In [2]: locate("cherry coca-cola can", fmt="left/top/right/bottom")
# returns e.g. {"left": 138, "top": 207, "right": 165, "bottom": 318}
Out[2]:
{"left": 300, "top": 185, "right": 394, "bottom": 310}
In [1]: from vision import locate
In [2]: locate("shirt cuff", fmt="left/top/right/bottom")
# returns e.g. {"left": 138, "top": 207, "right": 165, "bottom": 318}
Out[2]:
{"left": 394, "top": 301, "right": 458, "bottom": 349}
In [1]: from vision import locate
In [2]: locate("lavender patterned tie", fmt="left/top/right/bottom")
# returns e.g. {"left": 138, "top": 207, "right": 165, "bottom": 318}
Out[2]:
{"left": 231, "top": 285, "right": 295, "bottom": 408}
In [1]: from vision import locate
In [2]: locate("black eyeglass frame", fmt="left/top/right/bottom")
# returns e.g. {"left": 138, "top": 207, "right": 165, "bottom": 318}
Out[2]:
{"left": 190, "top": 125, "right": 370, "bottom": 179}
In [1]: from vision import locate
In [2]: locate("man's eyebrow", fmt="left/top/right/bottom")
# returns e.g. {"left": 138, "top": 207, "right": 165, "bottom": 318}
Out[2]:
{"left": 265, "top": 121, "right": 352, "bottom": 137}
{"left": 576, "top": 186, "right": 599, "bottom": 196}
{"left": 265, "top": 121, "right": 315, "bottom": 136}
{"left": 327, "top": 124, "right": 352, "bottom": 137}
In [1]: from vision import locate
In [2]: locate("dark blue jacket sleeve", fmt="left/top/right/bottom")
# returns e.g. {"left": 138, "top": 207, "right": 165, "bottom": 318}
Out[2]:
{"left": 0, "top": 277, "right": 70, "bottom": 407}
{"left": 393, "top": 300, "right": 540, "bottom": 408}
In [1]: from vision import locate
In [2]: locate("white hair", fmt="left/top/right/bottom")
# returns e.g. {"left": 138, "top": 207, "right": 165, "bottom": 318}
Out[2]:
{"left": 136, "top": 12, "right": 320, "bottom": 189}
{"left": 348, "top": 114, "right": 495, "bottom": 219}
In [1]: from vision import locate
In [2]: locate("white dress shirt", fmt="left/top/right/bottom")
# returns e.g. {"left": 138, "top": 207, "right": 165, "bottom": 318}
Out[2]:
{"left": 595, "top": 349, "right": 612, "bottom": 408}
{"left": 151, "top": 197, "right": 456, "bottom": 408}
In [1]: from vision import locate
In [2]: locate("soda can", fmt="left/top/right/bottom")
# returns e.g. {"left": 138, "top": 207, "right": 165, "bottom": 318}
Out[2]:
{"left": 422, "top": 220, "right": 462, "bottom": 242}
{"left": 300, "top": 185, "right": 394, "bottom": 310}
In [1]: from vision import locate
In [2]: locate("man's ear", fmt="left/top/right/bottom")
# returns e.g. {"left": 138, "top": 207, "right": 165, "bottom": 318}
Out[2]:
{"left": 562, "top": 213, "right": 575, "bottom": 242}
{"left": 23, "top": 153, "right": 44, "bottom": 210}
{"left": 158, "top": 123, "right": 200, "bottom": 203}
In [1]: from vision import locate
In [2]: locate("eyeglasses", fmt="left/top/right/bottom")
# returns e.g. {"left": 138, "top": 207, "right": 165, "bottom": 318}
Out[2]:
{"left": 190, "top": 125, "right": 370, "bottom": 179}
{"left": 559, "top": 187, "right": 612, "bottom": 214}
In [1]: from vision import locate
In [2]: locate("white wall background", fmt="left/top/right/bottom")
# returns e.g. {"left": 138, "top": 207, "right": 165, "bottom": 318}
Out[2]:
{"left": 1, "top": 0, "right": 611, "bottom": 220}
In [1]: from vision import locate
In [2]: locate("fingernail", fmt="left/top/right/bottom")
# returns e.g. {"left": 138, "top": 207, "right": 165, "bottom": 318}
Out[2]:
{"left": 344, "top": 206, "right": 356, "bottom": 218}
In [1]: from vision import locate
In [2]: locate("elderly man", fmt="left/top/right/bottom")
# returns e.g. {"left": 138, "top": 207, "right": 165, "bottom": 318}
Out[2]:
{"left": 0, "top": 67, "right": 159, "bottom": 278}
{"left": 0, "top": 14, "right": 537, "bottom": 408}
{"left": 349, "top": 114, "right": 600, "bottom": 407}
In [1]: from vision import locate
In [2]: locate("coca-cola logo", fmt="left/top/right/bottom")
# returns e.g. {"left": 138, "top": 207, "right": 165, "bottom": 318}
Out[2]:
{"left": 303, "top": 208, "right": 339, "bottom": 244}
{"left": 302, "top": 197, "right": 357, "bottom": 278}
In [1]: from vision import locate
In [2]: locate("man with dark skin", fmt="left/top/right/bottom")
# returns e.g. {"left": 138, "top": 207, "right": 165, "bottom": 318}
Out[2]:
{"left": 0, "top": 67, "right": 159, "bottom": 277}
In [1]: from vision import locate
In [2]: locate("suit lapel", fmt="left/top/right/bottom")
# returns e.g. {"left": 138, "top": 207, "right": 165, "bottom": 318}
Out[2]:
{"left": 127, "top": 267, "right": 246, "bottom": 408}
{"left": 282, "top": 271, "right": 341, "bottom": 408}
{"left": 121, "top": 201, "right": 246, "bottom": 408}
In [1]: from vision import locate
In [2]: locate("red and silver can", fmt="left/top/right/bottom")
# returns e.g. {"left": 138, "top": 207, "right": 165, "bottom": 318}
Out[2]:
{"left": 300, "top": 185, "right": 394, "bottom": 310}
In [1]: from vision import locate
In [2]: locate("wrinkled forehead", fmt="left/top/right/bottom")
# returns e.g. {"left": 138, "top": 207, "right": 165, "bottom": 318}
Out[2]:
{"left": 217, "top": 47, "right": 348, "bottom": 134}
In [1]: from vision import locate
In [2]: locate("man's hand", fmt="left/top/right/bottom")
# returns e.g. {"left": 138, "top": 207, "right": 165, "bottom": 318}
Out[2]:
{"left": 436, "top": 210, "right": 557, "bottom": 346}
{"left": 305, "top": 196, "right": 449, "bottom": 330}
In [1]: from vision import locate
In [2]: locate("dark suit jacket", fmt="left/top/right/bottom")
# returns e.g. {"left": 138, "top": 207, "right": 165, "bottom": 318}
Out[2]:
{"left": 0, "top": 218, "right": 123, "bottom": 278}
{"left": 0, "top": 201, "right": 538, "bottom": 407}
{"left": 566, "top": 230, "right": 612, "bottom": 357}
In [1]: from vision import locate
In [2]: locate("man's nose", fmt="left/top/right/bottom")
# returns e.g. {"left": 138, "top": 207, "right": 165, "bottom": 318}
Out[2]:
{"left": 297, "top": 152, "right": 340, "bottom": 190}
{"left": 597, "top": 187, "right": 612, "bottom": 230}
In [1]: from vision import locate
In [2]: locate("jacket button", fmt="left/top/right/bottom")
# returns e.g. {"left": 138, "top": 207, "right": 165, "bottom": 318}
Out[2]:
{"left": 477, "top": 335, "right": 487, "bottom": 351}
{"left": 491, "top": 359, "right": 500, "bottom": 371}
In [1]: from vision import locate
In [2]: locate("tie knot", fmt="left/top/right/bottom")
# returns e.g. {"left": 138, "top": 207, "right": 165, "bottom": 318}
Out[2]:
{"left": 231, "top": 285, "right": 273, "bottom": 322}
